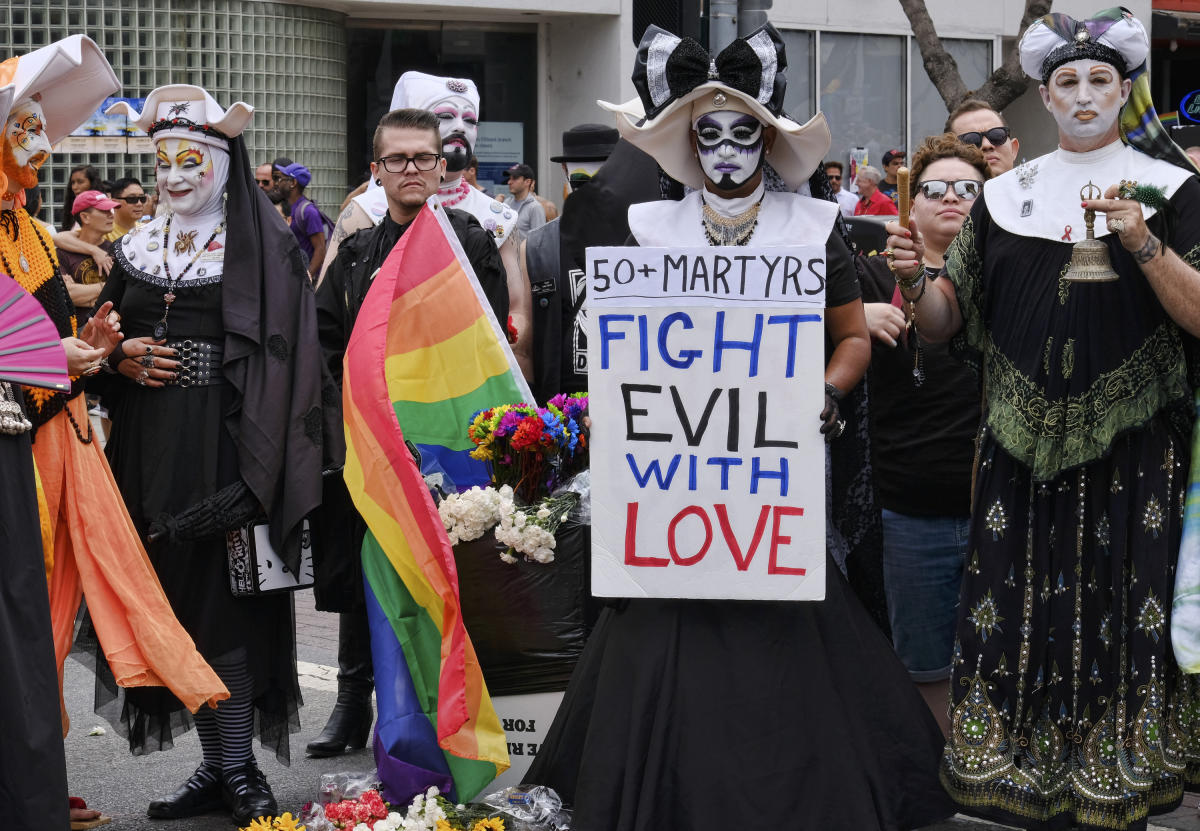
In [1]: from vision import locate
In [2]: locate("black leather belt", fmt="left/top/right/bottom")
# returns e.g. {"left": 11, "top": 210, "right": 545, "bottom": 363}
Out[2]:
{"left": 164, "top": 338, "right": 224, "bottom": 387}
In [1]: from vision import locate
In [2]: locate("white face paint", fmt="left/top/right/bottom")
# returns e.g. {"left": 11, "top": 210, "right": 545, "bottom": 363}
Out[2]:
{"left": 693, "top": 110, "right": 765, "bottom": 190}
{"left": 155, "top": 137, "right": 228, "bottom": 217}
{"left": 4, "top": 98, "right": 51, "bottom": 191}
{"left": 430, "top": 94, "right": 479, "bottom": 173}
{"left": 1040, "top": 59, "right": 1130, "bottom": 149}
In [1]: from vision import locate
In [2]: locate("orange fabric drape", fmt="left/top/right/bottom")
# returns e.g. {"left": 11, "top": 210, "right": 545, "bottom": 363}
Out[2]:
{"left": 37, "top": 396, "right": 228, "bottom": 729}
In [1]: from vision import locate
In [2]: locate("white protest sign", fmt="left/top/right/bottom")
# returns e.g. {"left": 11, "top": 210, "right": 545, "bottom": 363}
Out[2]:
{"left": 586, "top": 246, "right": 827, "bottom": 601}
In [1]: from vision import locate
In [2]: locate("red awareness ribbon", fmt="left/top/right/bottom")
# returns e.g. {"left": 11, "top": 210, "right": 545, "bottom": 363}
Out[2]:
{"left": 1062, "top": 226, "right": 1073, "bottom": 242}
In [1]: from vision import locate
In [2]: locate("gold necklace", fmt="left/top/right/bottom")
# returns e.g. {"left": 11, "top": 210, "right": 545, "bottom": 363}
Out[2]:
{"left": 702, "top": 196, "right": 762, "bottom": 246}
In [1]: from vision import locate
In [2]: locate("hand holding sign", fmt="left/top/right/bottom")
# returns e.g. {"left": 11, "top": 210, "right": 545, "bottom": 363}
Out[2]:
{"left": 587, "top": 245, "right": 827, "bottom": 601}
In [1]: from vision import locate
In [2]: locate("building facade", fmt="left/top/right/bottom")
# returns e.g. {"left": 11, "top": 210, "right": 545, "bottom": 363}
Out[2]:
{"left": 0, "top": 0, "right": 1154, "bottom": 228}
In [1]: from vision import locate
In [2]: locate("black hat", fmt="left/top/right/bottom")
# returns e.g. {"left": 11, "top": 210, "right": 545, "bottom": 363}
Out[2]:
{"left": 502, "top": 163, "right": 536, "bottom": 180}
{"left": 550, "top": 123, "right": 620, "bottom": 163}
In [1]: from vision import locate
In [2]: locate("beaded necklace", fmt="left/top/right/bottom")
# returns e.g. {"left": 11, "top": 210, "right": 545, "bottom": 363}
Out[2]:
{"left": 438, "top": 178, "right": 472, "bottom": 209}
{"left": 154, "top": 210, "right": 225, "bottom": 340}
{"left": 701, "top": 196, "right": 762, "bottom": 246}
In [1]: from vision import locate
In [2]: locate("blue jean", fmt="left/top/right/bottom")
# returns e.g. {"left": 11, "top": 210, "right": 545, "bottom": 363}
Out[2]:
{"left": 880, "top": 509, "right": 969, "bottom": 682}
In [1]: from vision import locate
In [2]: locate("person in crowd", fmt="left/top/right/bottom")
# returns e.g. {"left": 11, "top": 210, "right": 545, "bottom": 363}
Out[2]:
{"left": 271, "top": 161, "right": 328, "bottom": 281}
{"left": 0, "top": 38, "right": 231, "bottom": 826}
{"left": 860, "top": 133, "right": 990, "bottom": 736}
{"left": 527, "top": 24, "right": 953, "bottom": 831}
{"left": 255, "top": 161, "right": 273, "bottom": 192}
{"left": 309, "top": 107, "right": 507, "bottom": 762}
{"left": 320, "top": 71, "right": 531, "bottom": 376}
{"left": 106, "top": 176, "right": 147, "bottom": 241}
{"left": 878, "top": 148, "right": 904, "bottom": 204}
{"left": 58, "top": 163, "right": 100, "bottom": 231}
{"left": 58, "top": 189, "right": 118, "bottom": 322}
{"left": 946, "top": 98, "right": 1021, "bottom": 176}
{"left": 853, "top": 164, "right": 898, "bottom": 216}
{"left": 523, "top": 122, "right": 630, "bottom": 402}
{"left": 101, "top": 84, "right": 328, "bottom": 824}
{"left": 887, "top": 9, "right": 1200, "bottom": 828}
{"left": 502, "top": 162, "right": 547, "bottom": 238}
{"left": 824, "top": 159, "right": 858, "bottom": 217}
{"left": 464, "top": 153, "right": 485, "bottom": 191}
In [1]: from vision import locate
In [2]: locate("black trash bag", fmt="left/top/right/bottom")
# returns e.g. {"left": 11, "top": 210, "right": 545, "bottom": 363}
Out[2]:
{"left": 453, "top": 523, "right": 596, "bottom": 697}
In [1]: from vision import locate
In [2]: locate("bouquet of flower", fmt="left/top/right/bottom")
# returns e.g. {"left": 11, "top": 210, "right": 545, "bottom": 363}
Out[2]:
{"left": 546, "top": 392, "right": 588, "bottom": 478}
{"left": 493, "top": 491, "right": 580, "bottom": 564}
{"left": 321, "top": 789, "right": 393, "bottom": 830}
{"left": 438, "top": 484, "right": 512, "bottom": 546}
{"left": 390, "top": 787, "right": 506, "bottom": 831}
{"left": 468, "top": 394, "right": 588, "bottom": 503}
{"left": 240, "top": 814, "right": 307, "bottom": 831}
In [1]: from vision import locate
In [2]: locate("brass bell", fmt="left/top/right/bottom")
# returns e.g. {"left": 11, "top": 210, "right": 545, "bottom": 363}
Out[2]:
{"left": 1063, "top": 181, "right": 1118, "bottom": 283}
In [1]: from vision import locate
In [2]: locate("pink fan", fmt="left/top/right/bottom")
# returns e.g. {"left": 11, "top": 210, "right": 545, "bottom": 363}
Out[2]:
{"left": 0, "top": 273, "right": 70, "bottom": 391}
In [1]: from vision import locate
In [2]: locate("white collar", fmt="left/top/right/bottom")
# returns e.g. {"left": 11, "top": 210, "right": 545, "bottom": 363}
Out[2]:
{"left": 628, "top": 190, "right": 837, "bottom": 248}
{"left": 114, "top": 210, "right": 226, "bottom": 288}
{"left": 700, "top": 182, "right": 766, "bottom": 218}
{"left": 985, "top": 141, "right": 1193, "bottom": 243}
{"left": 352, "top": 182, "right": 518, "bottom": 248}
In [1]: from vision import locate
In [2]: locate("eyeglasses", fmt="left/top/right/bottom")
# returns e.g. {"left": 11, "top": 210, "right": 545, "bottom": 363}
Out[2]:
{"left": 957, "top": 126, "right": 1010, "bottom": 148}
{"left": 118, "top": 194, "right": 148, "bottom": 204}
{"left": 377, "top": 153, "right": 441, "bottom": 173}
{"left": 918, "top": 179, "right": 983, "bottom": 201}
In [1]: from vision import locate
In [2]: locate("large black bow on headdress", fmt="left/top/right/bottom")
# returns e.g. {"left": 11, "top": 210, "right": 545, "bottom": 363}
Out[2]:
{"left": 632, "top": 24, "right": 788, "bottom": 121}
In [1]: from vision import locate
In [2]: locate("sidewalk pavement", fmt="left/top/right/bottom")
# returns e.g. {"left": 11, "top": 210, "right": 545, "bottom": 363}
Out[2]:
{"left": 64, "top": 590, "right": 1200, "bottom": 830}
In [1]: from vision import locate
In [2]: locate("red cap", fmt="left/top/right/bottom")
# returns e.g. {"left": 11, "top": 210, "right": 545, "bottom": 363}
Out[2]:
{"left": 72, "top": 190, "right": 120, "bottom": 215}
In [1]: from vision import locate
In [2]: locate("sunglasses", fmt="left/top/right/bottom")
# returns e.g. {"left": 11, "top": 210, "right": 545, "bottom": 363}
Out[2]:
{"left": 256, "top": 178, "right": 271, "bottom": 187}
{"left": 826, "top": 173, "right": 842, "bottom": 181}
{"left": 918, "top": 179, "right": 983, "bottom": 201}
{"left": 118, "top": 194, "right": 148, "bottom": 204}
{"left": 957, "top": 126, "right": 1010, "bottom": 148}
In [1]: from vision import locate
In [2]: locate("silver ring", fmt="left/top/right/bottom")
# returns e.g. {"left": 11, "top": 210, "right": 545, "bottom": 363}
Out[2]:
{"left": 140, "top": 355, "right": 155, "bottom": 368}
{"left": 136, "top": 376, "right": 147, "bottom": 386}
{"left": 138, "top": 369, "right": 149, "bottom": 381}
{"left": 145, "top": 345, "right": 153, "bottom": 355}
{"left": 834, "top": 419, "right": 846, "bottom": 438}
{"left": 1107, "top": 217, "right": 1126, "bottom": 233}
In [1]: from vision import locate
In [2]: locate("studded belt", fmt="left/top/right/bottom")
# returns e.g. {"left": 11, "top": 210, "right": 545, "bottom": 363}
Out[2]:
{"left": 164, "top": 338, "right": 225, "bottom": 387}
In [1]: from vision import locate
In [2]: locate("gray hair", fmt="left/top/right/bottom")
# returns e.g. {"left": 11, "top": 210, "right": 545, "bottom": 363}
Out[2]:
{"left": 856, "top": 165, "right": 882, "bottom": 184}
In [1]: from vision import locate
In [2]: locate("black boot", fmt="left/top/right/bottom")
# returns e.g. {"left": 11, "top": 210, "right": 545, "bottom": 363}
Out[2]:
{"left": 306, "top": 611, "right": 374, "bottom": 757}
{"left": 147, "top": 765, "right": 223, "bottom": 818}
{"left": 222, "top": 761, "right": 277, "bottom": 825}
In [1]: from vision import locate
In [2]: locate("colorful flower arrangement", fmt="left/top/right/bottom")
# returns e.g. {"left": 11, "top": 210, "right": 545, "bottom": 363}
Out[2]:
{"left": 239, "top": 813, "right": 306, "bottom": 831}
{"left": 322, "top": 789, "right": 391, "bottom": 829}
{"left": 468, "top": 393, "right": 587, "bottom": 503}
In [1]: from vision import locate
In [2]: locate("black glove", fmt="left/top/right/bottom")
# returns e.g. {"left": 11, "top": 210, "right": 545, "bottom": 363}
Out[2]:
{"left": 147, "top": 479, "right": 264, "bottom": 543}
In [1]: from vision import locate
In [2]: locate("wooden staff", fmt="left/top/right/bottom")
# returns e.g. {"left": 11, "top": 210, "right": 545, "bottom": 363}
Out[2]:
{"left": 897, "top": 166, "right": 911, "bottom": 229}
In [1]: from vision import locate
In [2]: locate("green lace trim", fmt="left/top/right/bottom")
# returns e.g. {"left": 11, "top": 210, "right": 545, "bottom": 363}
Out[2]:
{"left": 983, "top": 323, "right": 1189, "bottom": 480}
{"left": 946, "top": 215, "right": 984, "bottom": 374}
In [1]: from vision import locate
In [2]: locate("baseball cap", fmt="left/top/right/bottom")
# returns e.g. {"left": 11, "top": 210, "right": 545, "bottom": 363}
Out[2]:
{"left": 502, "top": 163, "right": 535, "bottom": 180}
{"left": 72, "top": 190, "right": 120, "bottom": 215}
{"left": 274, "top": 162, "right": 311, "bottom": 187}
{"left": 882, "top": 149, "right": 905, "bottom": 166}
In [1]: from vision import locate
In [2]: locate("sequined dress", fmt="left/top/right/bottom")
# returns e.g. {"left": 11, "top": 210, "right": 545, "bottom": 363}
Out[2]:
{"left": 941, "top": 166, "right": 1200, "bottom": 830}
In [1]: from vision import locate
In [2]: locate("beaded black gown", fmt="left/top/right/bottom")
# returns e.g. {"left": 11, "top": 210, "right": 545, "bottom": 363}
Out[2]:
{"left": 94, "top": 250, "right": 301, "bottom": 763}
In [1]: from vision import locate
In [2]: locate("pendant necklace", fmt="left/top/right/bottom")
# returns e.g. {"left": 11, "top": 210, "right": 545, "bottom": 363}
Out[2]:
{"left": 155, "top": 211, "right": 225, "bottom": 340}
{"left": 702, "top": 196, "right": 762, "bottom": 246}
{"left": 438, "top": 178, "right": 472, "bottom": 208}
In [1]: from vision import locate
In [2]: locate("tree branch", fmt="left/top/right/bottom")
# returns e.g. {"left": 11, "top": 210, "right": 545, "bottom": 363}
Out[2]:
{"left": 899, "top": 0, "right": 1054, "bottom": 114}
{"left": 974, "top": 0, "right": 1053, "bottom": 111}
{"left": 899, "top": 0, "right": 969, "bottom": 110}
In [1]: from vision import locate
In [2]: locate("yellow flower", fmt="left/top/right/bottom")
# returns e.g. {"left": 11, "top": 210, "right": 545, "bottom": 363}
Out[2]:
{"left": 238, "top": 819, "right": 275, "bottom": 831}
{"left": 471, "top": 819, "right": 505, "bottom": 831}
{"left": 272, "top": 814, "right": 307, "bottom": 831}
{"left": 436, "top": 820, "right": 456, "bottom": 831}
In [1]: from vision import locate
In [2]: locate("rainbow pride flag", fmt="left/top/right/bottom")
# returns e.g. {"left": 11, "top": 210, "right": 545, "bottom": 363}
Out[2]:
{"left": 343, "top": 202, "right": 527, "bottom": 802}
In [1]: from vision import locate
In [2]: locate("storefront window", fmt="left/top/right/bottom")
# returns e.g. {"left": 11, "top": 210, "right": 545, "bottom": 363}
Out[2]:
{"left": 909, "top": 37, "right": 992, "bottom": 140}
{"left": 778, "top": 29, "right": 814, "bottom": 122}
{"left": 820, "top": 32, "right": 905, "bottom": 172}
